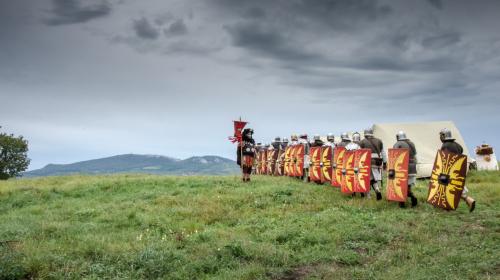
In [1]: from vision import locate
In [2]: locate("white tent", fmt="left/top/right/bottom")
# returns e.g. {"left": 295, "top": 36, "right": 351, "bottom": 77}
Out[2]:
{"left": 372, "top": 121, "right": 470, "bottom": 178}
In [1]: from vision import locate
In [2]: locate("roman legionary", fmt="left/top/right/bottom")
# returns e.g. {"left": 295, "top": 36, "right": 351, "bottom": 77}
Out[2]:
{"left": 346, "top": 132, "right": 365, "bottom": 197}
{"left": 325, "top": 133, "right": 335, "bottom": 147}
{"left": 439, "top": 128, "right": 476, "bottom": 212}
{"left": 393, "top": 131, "right": 418, "bottom": 207}
{"left": 298, "top": 134, "right": 310, "bottom": 181}
{"left": 346, "top": 132, "right": 361, "bottom": 151}
{"left": 311, "top": 134, "right": 324, "bottom": 147}
{"left": 338, "top": 132, "right": 351, "bottom": 147}
{"left": 253, "top": 142, "right": 262, "bottom": 174}
{"left": 272, "top": 137, "right": 282, "bottom": 150}
{"left": 359, "top": 128, "right": 386, "bottom": 200}
{"left": 281, "top": 137, "right": 289, "bottom": 150}
{"left": 239, "top": 128, "right": 256, "bottom": 182}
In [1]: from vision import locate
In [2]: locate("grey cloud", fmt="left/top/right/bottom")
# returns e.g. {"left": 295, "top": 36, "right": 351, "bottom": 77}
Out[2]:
{"left": 133, "top": 17, "right": 160, "bottom": 40}
{"left": 164, "top": 19, "right": 188, "bottom": 37}
{"left": 226, "top": 23, "right": 325, "bottom": 63}
{"left": 427, "top": 0, "right": 444, "bottom": 10}
{"left": 422, "top": 31, "right": 461, "bottom": 48}
{"left": 45, "top": 0, "right": 111, "bottom": 26}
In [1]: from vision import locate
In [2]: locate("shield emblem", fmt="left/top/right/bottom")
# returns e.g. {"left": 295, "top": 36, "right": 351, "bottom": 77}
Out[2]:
{"left": 309, "top": 146, "right": 323, "bottom": 182}
{"left": 260, "top": 150, "right": 267, "bottom": 175}
{"left": 294, "top": 144, "right": 305, "bottom": 177}
{"left": 353, "top": 149, "right": 371, "bottom": 193}
{"left": 284, "top": 146, "right": 292, "bottom": 176}
{"left": 288, "top": 146, "right": 296, "bottom": 177}
{"left": 332, "top": 147, "right": 346, "bottom": 187}
{"left": 275, "top": 149, "right": 285, "bottom": 176}
{"left": 387, "top": 148, "right": 409, "bottom": 202}
{"left": 266, "top": 149, "right": 275, "bottom": 175}
{"left": 427, "top": 150, "right": 467, "bottom": 210}
{"left": 321, "top": 146, "right": 333, "bottom": 183}
{"left": 341, "top": 150, "right": 355, "bottom": 194}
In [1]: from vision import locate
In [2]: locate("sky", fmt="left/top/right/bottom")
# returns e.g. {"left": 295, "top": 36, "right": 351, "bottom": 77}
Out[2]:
{"left": 1, "top": 0, "right": 499, "bottom": 170}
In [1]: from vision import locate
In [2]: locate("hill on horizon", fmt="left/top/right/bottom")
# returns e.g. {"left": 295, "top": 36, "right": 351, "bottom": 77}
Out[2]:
{"left": 23, "top": 154, "right": 239, "bottom": 177}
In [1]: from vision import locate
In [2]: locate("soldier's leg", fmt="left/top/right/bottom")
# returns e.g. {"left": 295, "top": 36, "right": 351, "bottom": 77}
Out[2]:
{"left": 461, "top": 186, "right": 476, "bottom": 212}
{"left": 406, "top": 174, "right": 417, "bottom": 207}
{"left": 371, "top": 167, "right": 382, "bottom": 200}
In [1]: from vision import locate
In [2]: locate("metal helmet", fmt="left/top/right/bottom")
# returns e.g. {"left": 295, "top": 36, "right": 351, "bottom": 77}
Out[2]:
{"left": 327, "top": 133, "right": 334, "bottom": 142}
{"left": 283, "top": 137, "right": 289, "bottom": 143}
{"left": 313, "top": 134, "right": 321, "bottom": 141}
{"left": 352, "top": 132, "right": 361, "bottom": 142}
{"left": 291, "top": 134, "right": 298, "bottom": 141}
{"left": 396, "top": 130, "right": 407, "bottom": 141}
{"left": 274, "top": 136, "right": 281, "bottom": 142}
{"left": 341, "top": 132, "right": 350, "bottom": 141}
{"left": 439, "top": 128, "right": 454, "bottom": 141}
{"left": 364, "top": 128, "right": 373, "bottom": 137}
{"left": 299, "top": 133, "right": 308, "bottom": 140}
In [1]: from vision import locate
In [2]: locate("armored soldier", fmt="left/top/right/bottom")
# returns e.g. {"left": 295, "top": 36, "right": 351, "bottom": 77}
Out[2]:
{"left": 281, "top": 137, "right": 289, "bottom": 150}
{"left": 440, "top": 128, "right": 476, "bottom": 212}
{"left": 272, "top": 137, "right": 282, "bottom": 150}
{"left": 239, "top": 128, "right": 255, "bottom": 182}
{"left": 325, "top": 133, "right": 335, "bottom": 147}
{"left": 346, "top": 132, "right": 361, "bottom": 151}
{"left": 299, "top": 134, "right": 310, "bottom": 182}
{"left": 311, "top": 134, "right": 324, "bottom": 147}
{"left": 253, "top": 142, "right": 262, "bottom": 174}
{"left": 393, "top": 131, "right": 418, "bottom": 207}
{"left": 338, "top": 132, "right": 351, "bottom": 147}
{"left": 359, "top": 128, "right": 386, "bottom": 200}
{"left": 346, "top": 132, "right": 364, "bottom": 197}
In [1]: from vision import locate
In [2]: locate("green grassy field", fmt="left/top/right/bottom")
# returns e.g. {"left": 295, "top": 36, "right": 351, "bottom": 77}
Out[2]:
{"left": 1, "top": 172, "right": 499, "bottom": 279}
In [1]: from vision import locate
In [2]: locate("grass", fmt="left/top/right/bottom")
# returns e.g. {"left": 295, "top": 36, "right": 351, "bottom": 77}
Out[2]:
{"left": 0, "top": 171, "right": 499, "bottom": 279}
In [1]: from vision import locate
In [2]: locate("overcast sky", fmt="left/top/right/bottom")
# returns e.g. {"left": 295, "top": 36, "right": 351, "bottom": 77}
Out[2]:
{"left": 1, "top": 0, "right": 499, "bottom": 170}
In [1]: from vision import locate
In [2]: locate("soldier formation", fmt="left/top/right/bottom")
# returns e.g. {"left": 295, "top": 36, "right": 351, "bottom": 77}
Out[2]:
{"left": 245, "top": 128, "right": 476, "bottom": 212}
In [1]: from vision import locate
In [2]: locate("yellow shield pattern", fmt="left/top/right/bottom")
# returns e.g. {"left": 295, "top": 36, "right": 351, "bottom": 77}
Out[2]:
{"left": 427, "top": 150, "right": 467, "bottom": 210}
{"left": 321, "top": 146, "right": 333, "bottom": 183}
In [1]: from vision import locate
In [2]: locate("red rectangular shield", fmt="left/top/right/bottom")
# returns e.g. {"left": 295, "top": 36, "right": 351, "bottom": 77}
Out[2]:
{"left": 353, "top": 149, "right": 371, "bottom": 193}
{"left": 387, "top": 148, "right": 410, "bottom": 202}
{"left": 427, "top": 150, "right": 467, "bottom": 210}
{"left": 294, "top": 144, "right": 305, "bottom": 177}
{"left": 289, "top": 146, "right": 297, "bottom": 177}
{"left": 341, "top": 150, "right": 355, "bottom": 194}
{"left": 275, "top": 149, "right": 285, "bottom": 176}
{"left": 284, "top": 146, "right": 292, "bottom": 176}
{"left": 266, "top": 149, "right": 276, "bottom": 175}
{"left": 260, "top": 150, "right": 267, "bottom": 175}
{"left": 309, "top": 146, "right": 323, "bottom": 182}
{"left": 321, "top": 146, "right": 333, "bottom": 183}
{"left": 331, "top": 147, "right": 346, "bottom": 187}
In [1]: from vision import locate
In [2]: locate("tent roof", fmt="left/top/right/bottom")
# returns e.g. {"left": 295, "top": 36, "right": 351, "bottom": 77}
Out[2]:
{"left": 372, "top": 121, "right": 469, "bottom": 178}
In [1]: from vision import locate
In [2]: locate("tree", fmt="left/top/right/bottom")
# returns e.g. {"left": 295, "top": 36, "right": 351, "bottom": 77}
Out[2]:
{"left": 0, "top": 126, "right": 30, "bottom": 180}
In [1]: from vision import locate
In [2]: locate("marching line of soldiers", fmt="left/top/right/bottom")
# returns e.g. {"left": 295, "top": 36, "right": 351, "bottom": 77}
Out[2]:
{"left": 249, "top": 128, "right": 476, "bottom": 212}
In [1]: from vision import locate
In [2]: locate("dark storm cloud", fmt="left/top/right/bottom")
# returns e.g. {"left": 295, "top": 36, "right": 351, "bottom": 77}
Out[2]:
{"left": 164, "top": 19, "right": 188, "bottom": 37}
{"left": 427, "top": 0, "right": 444, "bottom": 10}
{"left": 225, "top": 23, "right": 325, "bottom": 64}
{"left": 45, "top": 0, "right": 111, "bottom": 26}
{"left": 133, "top": 17, "right": 160, "bottom": 40}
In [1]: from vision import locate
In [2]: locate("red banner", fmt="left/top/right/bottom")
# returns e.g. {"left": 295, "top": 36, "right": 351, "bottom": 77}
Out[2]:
{"left": 229, "top": 120, "right": 247, "bottom": 143}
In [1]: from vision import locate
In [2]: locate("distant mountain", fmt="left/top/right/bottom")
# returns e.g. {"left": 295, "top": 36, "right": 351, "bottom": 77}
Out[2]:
{"left": 24, "top": 154, "right": 240, "bottom": 177}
